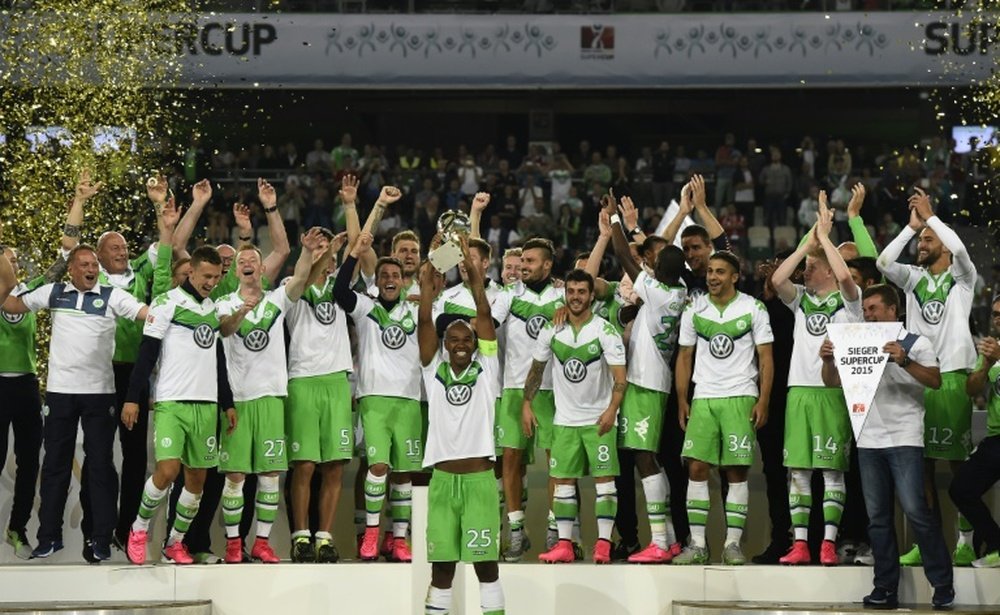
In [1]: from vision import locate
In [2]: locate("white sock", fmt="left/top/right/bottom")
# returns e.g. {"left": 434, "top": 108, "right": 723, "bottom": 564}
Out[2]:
{"left": 641, "top": 471, "right": 672, "bottom": 549}
{"left": 425, "top": 585, "right": 452, "bottom": 614}
{"left": 480, "top": 580, "right": 505, "bottom": 614}
{"left": 724, "top": 481, "right": 749, "bottom": 546}
{"left": 167, "top": 487, "right": 202, "bottom": 545}
{"left": 687, "top": 479, "right": 710, "bottom": 549}
{"left": 553, "top": 484, "right": 576, "bottom": 540}
{"left": 365, "top": 471, "right": 387, "bottom": 527}
{"left": 595, "top": 481, "right": 617, "bottom": 542}
{"left": 222, "top": 478, "right": 245, "bottom": 539}
{"left": 822, "top": 470, "right": 845, "bottom": 543}
{"left": 789, "top": 469, "right": 812, "bottom": 542}
{"left": 132, "top": 478, "right": 168, "bottom": 532}
{"left": 315, "top": 531, "right": 332, "bottom": 541}
{"left": 256, "top": 475, "right": 280, "bottom": 539}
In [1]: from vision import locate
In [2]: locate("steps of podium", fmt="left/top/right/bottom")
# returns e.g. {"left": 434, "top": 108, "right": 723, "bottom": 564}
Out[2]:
{"left": 0, "top": 602, "right": 211, "bottom": 615}
{"left": 672, "top": 601, "right": 1000, "bottom": 615}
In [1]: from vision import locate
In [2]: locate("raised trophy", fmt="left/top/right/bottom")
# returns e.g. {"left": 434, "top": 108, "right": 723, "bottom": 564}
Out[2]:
{"left": 428, "top": 210, "right": 472, "bottom": 273}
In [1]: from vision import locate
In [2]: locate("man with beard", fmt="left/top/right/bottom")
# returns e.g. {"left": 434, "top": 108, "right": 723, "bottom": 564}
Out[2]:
{"left": 491, "top": 238, "right": 565, "bottom": 561}
{"left": 951, "top": 295, "right": 1000, "bottom": 569}
{"left": 526, "top": 269, "right": 627, "bottom": 564}
{"left": 214, "top": 229, "right": 324, "bottom": 563}
{"left": 122, "top": 247, "right": 233, "bottom": 565}
{"left": 335, "top": 230, "right": 422, "bottom": 562}
{"left": 770, "top": 197, "right": 861, "bottom": 566}
{"left": 673, "top": 251, "right": 773, "bottom": 565}
{"left": 419, "top": 242, "right": 505, "bottom": 615}
{"left": 877, "top": 187, "right": 978, "bottom": 566}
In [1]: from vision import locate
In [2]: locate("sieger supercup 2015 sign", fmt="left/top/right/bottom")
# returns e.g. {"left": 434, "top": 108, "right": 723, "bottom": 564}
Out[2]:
{"left": 826, "top": 322, "right": 903, "bottom": 440}
{"left": 172, "top": 12, "right": 996, "bottom": 88}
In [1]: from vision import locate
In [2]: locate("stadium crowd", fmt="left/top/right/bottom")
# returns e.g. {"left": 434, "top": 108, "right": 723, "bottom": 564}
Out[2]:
{"left": 0, "top": 130, "right": 998, "bottom": 612}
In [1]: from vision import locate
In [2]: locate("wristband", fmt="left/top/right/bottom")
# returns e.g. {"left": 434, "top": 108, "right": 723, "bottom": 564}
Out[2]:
{"left": 899, "top": 353, "right": 911, "bottom": 368}
{"left": 609, "top": 214, "right": 622, "bottom": 226}
{"left": 263, "top": 205, "right": 278, "bottom": 214}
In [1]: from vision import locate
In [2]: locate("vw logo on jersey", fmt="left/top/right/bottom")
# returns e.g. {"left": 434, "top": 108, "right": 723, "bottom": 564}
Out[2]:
{"left": 1, "top": 310, "right": 24, "bottom": 324}
{"left": 922, "top": 300, "right": 945, "bottom": 325}
{"left": 244, "top": 329, "right": 270, "bottom": 352}
{"left": 314, "top": 301, "right": 336, "bottom": 325}
{"left": 709, "top": 333, "right": 734, "bottom": 359}
{"left": 446, "top": 384, "right": 473, "bottom": 406}
{"left": 193, "top": 323, "right": 215, "bottom": 349}
{"left": 805, "top": 312, "right": 830, "bottom": 336}
{"left": 382, "top": 324, "right": 406, "bottom": 349}
{"left": 526, "top": 314, "right": 547, "bottom": 339}
{"left": 563, "top": 358, "right": 587, "bottom": 383}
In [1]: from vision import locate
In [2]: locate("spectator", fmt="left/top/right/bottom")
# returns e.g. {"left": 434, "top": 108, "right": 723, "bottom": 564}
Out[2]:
{"left": 500, "top": 134, "right": 523, "bottom": 167}
{"left": 714, "top": 132, "right": 739, "bottom": 209}
{"left": 443, "top": 178, "right": 464, "bottom": 211}
{"left": 797, "top": 185, "right": 819, "bottom": 230}
{"left": 720, "top": 203, "right": 746, "bottom": 250}
{"left": 331, "top": 133, "right": 359, "bottom": 172}
{"left": 548, "top": 154, "right": 575, "bottom": 216}
{"left": 583, "top": 151, "right": 612, "bottom": 190}
{"left": 573, "top": 139, "right": 592, "bottom": 168}
{"left": 306, "top": 139, "right": 331, "bottom": 173}
{"left": 673, "top": 144, "right": 692, "bottom": 186}
{"left": 733, "top": 155, "right": 756, "bottom": 221}
{"left": 651, "top": 141, "right": 674, "bottom": 210}
{"left": 283, "top": 141, "right": 301, "bottom": 169}
{"left": 760, "top": 147, "right": 793, "bottom": 228}
{"left": 556, "top": 203, "right": 581, "bottom": 249}
{"left": 457, "top": 155, "right": 483, "bottom": 196}
{"left": 518, "top": 175, "right": 544, "bottom": 218}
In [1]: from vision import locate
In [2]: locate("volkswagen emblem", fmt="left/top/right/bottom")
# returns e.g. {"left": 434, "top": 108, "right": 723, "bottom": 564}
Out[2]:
{"left": 314, "top": 301, "right": 336, "bottom": 325}
{"left": 193, "top": 323, "right": 215, "bottom": 349}
{"left": 526, "top": 314, "right": 547, "bottom": 339}
{"left": 709, "top": 333, "right": 734, "bottom": 359}
{"left": 1, "top": 310, "right": 24, "bottom": 324}
{"left": 921, "top": 300, "right": 945, "bottom": 325}
{"left": 446, "top": 383, "right": 473, "bottom": 406}
{"left": 563, "top": 358, "right": 587, "bottom": 383}
{"left": 244, "top": 329, "right": 270, "bottom": 352}
{"left": 382, "top": 324, "right": 406, "bottom": 349}
{"left": 805, "top": 312, "right": 829, "bottom": 336}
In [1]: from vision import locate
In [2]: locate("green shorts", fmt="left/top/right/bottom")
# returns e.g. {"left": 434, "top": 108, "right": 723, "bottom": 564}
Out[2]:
{"left": 924, "top": 370, "right": 973, "bottom": 461}
{"left": 286, "top": 372, "right": 353, "bottom": 464}
{"left": 357, "top": 395, "right": 423, "bottom": 472}
{"left": 783, "top": 387, "right": 851, "bottom": 471}
{"left": 618, "top": 384, "right": 667, "bottom": 452}
{"left": 220, "top": 396, "right": 288, "bottom": 474}
{"left": 426, "top": 469, "right": 500, "bottom": 563}
{"left": 682, "top": 396, "right": 756, "bottom": 467}
{"left": 153, "top": 401, "right": 219, "bottom": 468}
{"left": 496, "top": 388, "right": 555, "bottom": 451}
{"left": 549, "top": 424, "right": 619, "bottom": 479}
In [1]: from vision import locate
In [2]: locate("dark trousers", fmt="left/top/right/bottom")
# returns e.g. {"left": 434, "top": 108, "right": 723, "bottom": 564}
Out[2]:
{"left": 0, "top": 375, "right": 43, "bottom": 532}
{"left": 756, "top": 391, "right": 791, "bottom": 546}
{"left": 949, "top": 435, "right": 1000, "bottom": 554}
{"left": 840, "top": 442, "right": 870, "bottom": 544}
{"left": 38, "top": 392, "right": 118, "bottom": 545}
{"left": 859, "top": 446, "right": 952, "bottom": 592}
{"left": 657, "top": 389, "right": 689, "bottom": 545}
{"left": 613, "top": 449, "right": 638, "bottom": 545}
{"left": 80, "top": 363, "right": 148, "bottom": 542}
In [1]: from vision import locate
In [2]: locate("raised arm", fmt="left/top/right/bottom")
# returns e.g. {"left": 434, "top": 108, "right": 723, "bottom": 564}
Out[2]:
{"left": 151, "top": 201, "right": 179, "bottom": 297}
{"left": 470, "top": 191, "right": 489, "bottom": 239}
{"left": 417, "top": 261, "right": 439, "bottom": 367}
{"left": 690, "top": 174, "right": 725, "bottom": 241}
{"left": 816, "top": 193, "right": 859, "bottom": 302}
{"left": 259, "top": 178, "right": 291, "bottom": 284}
{"left": 875, "top": 203, "right": 920, "bottom": 288}
{"left": 661, "top": 179, "right": 694, "bottom": 244}
{"left": 609, "top": 208, "right": 642, "bottom": 282}
{"left": 846, "top": 183, "right": 878, "bottom": 258}
{"left": 170, "top": 179, "right": 212, "bottom": 257}
{"left": 333, "top": 231, "right": 373, "bottom": 313}
{"left": 284, "top": 228, "right": 325, "bottom": 302}
{"left": 619, "top": 195, "right": 646, "bottom": 243}
{"left": 462, "top": 237, "right": 496, "bottom": 343}
{"left": 62, "top": 169, "right": 103, "bottom": 251}
{"left": 770, "top": 223, "right": 815, "bottom": 304}
{"left": 357, "top": 185, "right": 402, "bottom": 278}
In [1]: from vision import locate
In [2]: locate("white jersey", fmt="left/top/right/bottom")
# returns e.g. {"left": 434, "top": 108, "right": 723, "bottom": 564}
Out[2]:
{"left": 216, "top": 287, "right": 293, "bottom": 402}
{"left": 21, "top": 282, "right": 144, "bottom": 394}
{"left": 284, "top": 276, "right": 353, "bottom": 379}
{"left": 784, "top": 285, "right": 862, "bottom": 387}
{"left": 533, "top": 315, "right": 626, "bottom": 426}
{"left": 859, "top": 331, "right": 937, "bottom": 449}
{"left": 877, "top": 216, "right": 977, "bottom": 372}
{"left": 349, "top": 293, "right": 421, "bottom": 400}
{"left": 678, "top": 292, "right": 774, "bottom": 399}
{"left": 422, "top": 339, "right": 500, "bottom": 467}
{"left": 492, "top": 280, "right": 565, "bottom": 390}
{"left": 432, "top": 279, "right": 503, "bottom": 322}
{"left": 628, "top": 271, "right": 687, "bottom": 393}
{"left": 143, "top": 286, "right": 221, "bottom": 403}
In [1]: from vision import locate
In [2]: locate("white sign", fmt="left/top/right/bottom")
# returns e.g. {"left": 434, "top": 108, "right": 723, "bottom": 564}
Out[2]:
{"left": 653, "top": 200, "right": 695, "bottom": 247}
{"left": 166, "top": 12, "right": 994, "bottom": 88}
{"left": 826, "top": 322, "right": 902, "bottom": 440}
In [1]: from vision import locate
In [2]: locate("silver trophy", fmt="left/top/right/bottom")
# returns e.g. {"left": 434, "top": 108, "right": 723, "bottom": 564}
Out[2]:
{"left": 428, "top": 210, "right": 472, "bottom": 273}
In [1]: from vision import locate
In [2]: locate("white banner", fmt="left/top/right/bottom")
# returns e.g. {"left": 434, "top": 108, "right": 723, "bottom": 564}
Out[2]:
{"left": 653, "top": 200, "right": 695, "bottom": 247}
{"left": 174, "top": 12, "right": 995, "bottom": 88}
{"left": 826, "top": 322, "right": 902, "bottom": 441}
